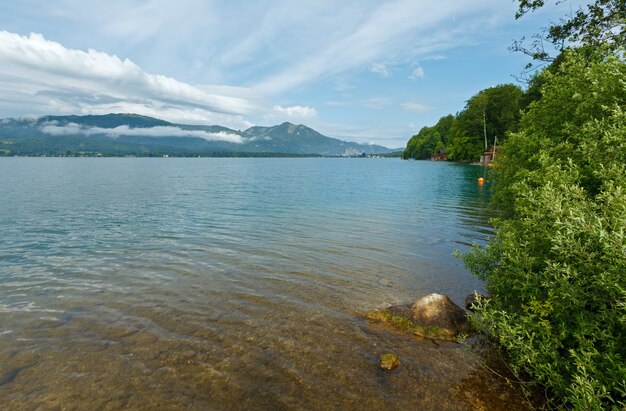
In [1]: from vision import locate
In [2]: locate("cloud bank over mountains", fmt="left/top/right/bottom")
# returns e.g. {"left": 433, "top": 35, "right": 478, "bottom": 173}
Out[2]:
{"left": 40, "top": 123, "right": 244, "bottom": 143}
{"left": 0, "top": 30, "right": 260, "bottom": 130}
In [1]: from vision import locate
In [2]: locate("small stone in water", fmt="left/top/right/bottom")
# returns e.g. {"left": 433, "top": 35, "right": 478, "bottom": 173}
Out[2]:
{"left": 379, "top": 353, "right": 400, "bottom": 371}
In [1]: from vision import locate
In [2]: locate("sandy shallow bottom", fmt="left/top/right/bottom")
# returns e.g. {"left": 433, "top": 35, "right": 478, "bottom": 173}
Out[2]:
{"left": 0, "top": 301, "right": 534, "bottom": 411}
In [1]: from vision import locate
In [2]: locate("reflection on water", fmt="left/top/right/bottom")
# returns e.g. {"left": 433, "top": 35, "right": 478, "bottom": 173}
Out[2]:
{"left": 449, "top": 164, "right": 498, "bottom": 246}
{"left": 0, "top": 158, "right": 527, "bottom": 410}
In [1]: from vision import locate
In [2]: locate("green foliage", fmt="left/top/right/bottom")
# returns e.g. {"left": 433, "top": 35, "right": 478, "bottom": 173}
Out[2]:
{"left": 493, "top": 48, "right": 626, "bottom": 215}
{"left": 402, "top": 115, "right": 454, "bottom": 159}
{"left": 464, "top": 49, "right": 626, "bottom": 409}
{"left": 452, "top": 84, "right": 523, "bottom": 160}
{"left": 512, "top": 0, "right": 625, "bottom": 75}
{"left": 402, "top": 126, "right": 441, "bottom": 160}
{"left": 518, "top": 53, "right": 568, "bottom": 110}
{"left": 403, "top": 85, "right": 523, "bottom": 162}
{"left": 516, "top": 1, "right": 626, "bottom": 54}
{"left": 446, "top": 134, "right": 482, "bottom": 162}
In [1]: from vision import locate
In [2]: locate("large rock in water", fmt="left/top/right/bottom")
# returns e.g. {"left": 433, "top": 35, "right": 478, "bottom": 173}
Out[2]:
{"left": 365, "top": 293, "right": 473, "bottom": 341}
{"left": 411, "top": 293, "right": 468, "bottom": 330}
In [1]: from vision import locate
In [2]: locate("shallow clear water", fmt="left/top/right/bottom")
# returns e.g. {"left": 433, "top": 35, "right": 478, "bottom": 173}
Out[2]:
{"left": 0, "top": 158, "right": 527, "bottom": 410}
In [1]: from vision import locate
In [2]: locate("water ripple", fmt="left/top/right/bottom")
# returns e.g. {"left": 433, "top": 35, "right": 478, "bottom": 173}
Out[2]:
{"left": 0, "top": 158, "right": 521, "bottom": 410}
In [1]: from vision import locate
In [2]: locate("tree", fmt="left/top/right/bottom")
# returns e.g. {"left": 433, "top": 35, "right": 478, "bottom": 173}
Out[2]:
{"left": 448, "top": 84, "right": 523, "bottom": 162}
{"left": 513, "top": 0, "right": 625, "bottom": 67}
{"left": 463, "top": 49, "right": 626, "bottom": 409}
{"left": 518, "top": 52, "right": 569, "bottom": 109}
{"left": 402, "top": 115, "right": 455, "bottom": 160}
{"left": 494, "top": 46, "right": 626, "bottom": 214}
{"left": 402, "top": 86, "right": 522, "bottom": 162}
{"left": 432, "top": 114, "right": 455, "bottom": 146}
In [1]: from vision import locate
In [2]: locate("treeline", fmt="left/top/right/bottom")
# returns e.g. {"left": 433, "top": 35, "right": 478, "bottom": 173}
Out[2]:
{"left": 0, "top": 150, "right": 324, "bottom": 158}
{"left": 402, "top": 84, "right": 525, "bottom": 162}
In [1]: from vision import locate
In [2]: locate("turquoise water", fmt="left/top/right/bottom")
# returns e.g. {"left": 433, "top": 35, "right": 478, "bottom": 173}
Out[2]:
{"left": 0, "top": 158, "right": 526, "bottom": 410}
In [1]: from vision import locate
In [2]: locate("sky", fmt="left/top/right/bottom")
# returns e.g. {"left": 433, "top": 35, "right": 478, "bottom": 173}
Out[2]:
{"left": 0, "top": 0, "right": 584, "bottom": 148}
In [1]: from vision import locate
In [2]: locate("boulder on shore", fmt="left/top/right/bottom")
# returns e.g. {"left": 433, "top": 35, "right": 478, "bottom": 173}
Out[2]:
{"left": 365, "top": 293, "right": 473, "bottom": 341}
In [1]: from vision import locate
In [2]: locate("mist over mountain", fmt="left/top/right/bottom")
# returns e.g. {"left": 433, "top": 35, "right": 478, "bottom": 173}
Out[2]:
{"left": 0, "top": 114, "right": 395, "bottom": 156}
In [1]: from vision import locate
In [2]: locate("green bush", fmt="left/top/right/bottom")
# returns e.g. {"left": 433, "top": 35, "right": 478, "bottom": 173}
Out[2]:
{"left": 463, "top": 49, "right": 626, "bottom": 409}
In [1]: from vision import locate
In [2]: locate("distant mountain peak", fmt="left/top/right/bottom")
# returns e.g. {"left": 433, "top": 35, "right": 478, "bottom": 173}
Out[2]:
{"left": 0, "top": 113, "right": 394, "bottom": 156}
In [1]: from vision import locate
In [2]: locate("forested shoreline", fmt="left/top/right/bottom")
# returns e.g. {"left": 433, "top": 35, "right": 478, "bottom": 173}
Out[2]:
{"left": 402, "top": 84, "right": 523, "bottom": 162}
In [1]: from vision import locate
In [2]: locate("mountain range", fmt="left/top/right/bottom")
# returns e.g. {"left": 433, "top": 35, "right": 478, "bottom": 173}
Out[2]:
{"left": 0, "top": 113, "right": 397, "bottom": 157}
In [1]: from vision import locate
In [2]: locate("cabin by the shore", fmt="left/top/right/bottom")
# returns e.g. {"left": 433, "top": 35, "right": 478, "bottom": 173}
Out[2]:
{"left": 480, "top": 147, "right": 494, "bottom": 164}
{"left": 431, "top": 149, "right": 447, "bottom": 161}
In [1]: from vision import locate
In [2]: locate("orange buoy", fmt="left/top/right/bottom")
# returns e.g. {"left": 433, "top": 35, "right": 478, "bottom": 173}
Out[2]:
{"left": 478, "top": 177, "right": 484, "bottom": 185}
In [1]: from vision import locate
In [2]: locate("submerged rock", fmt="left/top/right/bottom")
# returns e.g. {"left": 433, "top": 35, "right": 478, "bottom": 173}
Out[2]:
{"left": 378, "top": 353, "right": 400, "bottom": 371}
{"left": 365, "top": 293, "right": 473, "bottom": 341}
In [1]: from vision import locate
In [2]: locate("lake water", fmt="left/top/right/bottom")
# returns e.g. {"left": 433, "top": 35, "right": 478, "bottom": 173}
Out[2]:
{"left": 0, "top": 158, "right": 528, "bottom": 410}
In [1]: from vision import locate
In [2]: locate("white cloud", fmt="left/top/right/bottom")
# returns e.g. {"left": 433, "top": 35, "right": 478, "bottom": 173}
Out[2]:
{"left": 273, "top": 105, "right": 317, "bottom": 118}
{"left": 363, "top": 97, "right": 394, "bottom": 109}
{"left": 333, "top": 79, "right": 355, "bottom": 92}
{"left": 25, "top": 0, "right": 510, "bottom": 92}
{"left": 423, "top": 55, "right": 448, "bottom": 61}
{"left": 0, "top": 30, "right": 257, "bottom": 124}
{"left": 370, "top": 63, "right": 389, "bottom": 78}
{"left": 253, "top": 0, "right": 507, "bottom": 94}
{"left": 402, "top": 102, "right": 430, "bottom": 113}
{"left": 326, "top": 97, "right": 393, "bottom": 110}
{"left": 312, "top": 121, "right": 410, "bottom": 149}
{"left": 40, "top": 123, "right": 244, "bottom": 143}
{"left": 410, "top": 66, "right": 425, "bottom": 80}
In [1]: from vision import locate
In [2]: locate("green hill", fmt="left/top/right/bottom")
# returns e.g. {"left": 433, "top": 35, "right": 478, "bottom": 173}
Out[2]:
{"left": 0, "top": 114, "right": 394, "bottom": 157}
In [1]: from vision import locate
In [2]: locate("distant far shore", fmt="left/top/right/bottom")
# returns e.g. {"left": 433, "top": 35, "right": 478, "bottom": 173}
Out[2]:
{"left": 0, "top": 151, "right": 403, "bottom": 158}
